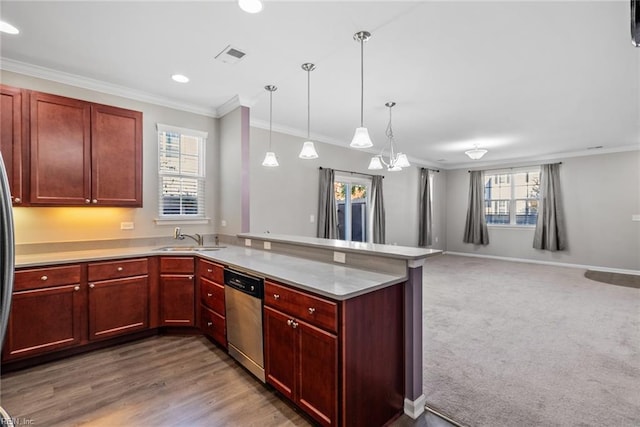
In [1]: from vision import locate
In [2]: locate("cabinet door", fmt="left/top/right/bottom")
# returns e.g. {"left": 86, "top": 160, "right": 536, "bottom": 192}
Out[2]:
{"left": 298, "top": 320, "right": 338, "bottom": 427}
{"left": 91, "top": 104, "right": 142, "bottom": 206}
{"left": 88, "top": 276, "right": 149, "bottom": 340}
{"left": 0, "top": 84, "right": 26, "bottom": 205}
{"left": 263, "top": 306, "right": 296, "bottom": 400}
{"left": 2, "top": 284, "right": 83, "bottom": 360}
{"left": 160, "top": 275, "right": 195, "bottom": 326}
{"left": 30, "top": 92, "right": 91, "bottom": 205}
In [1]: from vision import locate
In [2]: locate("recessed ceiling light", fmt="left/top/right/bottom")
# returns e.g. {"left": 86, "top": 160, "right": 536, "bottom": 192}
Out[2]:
{"left": 238, "top": 0, "right": 263, "bottom": 14}
{"left": 171, "top": 74, "right": 189, "bottom": 83}
{"left": 0, "top": 20, "right": 20, "bottom": 35}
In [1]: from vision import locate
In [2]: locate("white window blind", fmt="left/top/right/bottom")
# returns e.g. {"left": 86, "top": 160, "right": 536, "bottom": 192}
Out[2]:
{"left": 157, "top": 124, "right": 207, "bottom": 218}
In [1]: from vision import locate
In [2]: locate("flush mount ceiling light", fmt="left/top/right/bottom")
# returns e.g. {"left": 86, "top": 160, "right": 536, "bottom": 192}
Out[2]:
{"left": 238, "top": 0, "right": 263, "bottom": 13}
{"left": 465, "top": 145, "right": 488, "bottom": 160}
{"left": 171, "top": 74, "right": 189, "bottom": 83}
{"left": 262, "top": 85, "right": 279, "bottom": 167}
{"left": 0, "top": 20, "right": 19, "bottom": 35}
{"left": 368, "top": 102, "right": 410, "bottom": 172}
{"left": 350, "top": 31, "right": 373, "bottom": 149}
{"left": 299, "top": 63, "right": 319, "bottom": 160}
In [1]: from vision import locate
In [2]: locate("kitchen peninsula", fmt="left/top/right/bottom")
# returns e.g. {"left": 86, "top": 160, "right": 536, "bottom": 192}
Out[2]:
{"left": 7, "top": 233, "right": 441, "bottom": 426}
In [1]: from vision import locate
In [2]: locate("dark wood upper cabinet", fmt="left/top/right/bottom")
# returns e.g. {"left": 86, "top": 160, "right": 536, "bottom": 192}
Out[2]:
{"left": 0, "top": 84, "right": 27, "bottom": 205}
{"left": 29, "top": 90, "right": 142, "bottom": 207}
{"left": 91, "top": 104, "right": 142, "bottom": 206}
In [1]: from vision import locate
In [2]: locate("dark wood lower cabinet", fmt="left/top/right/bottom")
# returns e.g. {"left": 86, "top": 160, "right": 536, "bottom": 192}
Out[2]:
{"left": 264, "top": 306, "right": 338, "bottom": 426}
{"left": 2, "top": 284, "right": 84, "bottom": 360}
{"left": 88, "top": 276, "right": 149, "bottom": 340}
{"left": 160, "top": 275, "right": 195, "bottom": 326}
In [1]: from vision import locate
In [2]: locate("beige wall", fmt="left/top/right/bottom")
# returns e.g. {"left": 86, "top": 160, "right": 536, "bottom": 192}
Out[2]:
{"left": 2, "top": 70, "right": 219, "bottom": 245}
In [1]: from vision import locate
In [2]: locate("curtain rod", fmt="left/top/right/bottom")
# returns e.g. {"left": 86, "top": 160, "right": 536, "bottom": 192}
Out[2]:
{"left": 468, "top": 162, "right": 562, "bottom": 173}
{"left": 420, "top": 167, "right": 440, "bottom": 173}
{"left": 319, "top": 167, "right": 384, "bottom": 179}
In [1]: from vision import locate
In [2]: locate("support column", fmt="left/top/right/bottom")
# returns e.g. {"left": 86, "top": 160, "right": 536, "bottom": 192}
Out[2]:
{"left": 404, "top": 259, "right": 426, "bottom": 418}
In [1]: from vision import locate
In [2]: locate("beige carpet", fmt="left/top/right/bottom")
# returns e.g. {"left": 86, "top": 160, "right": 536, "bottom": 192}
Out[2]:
{"left": 422, "top": 254, "right": 640, "bottom": 427}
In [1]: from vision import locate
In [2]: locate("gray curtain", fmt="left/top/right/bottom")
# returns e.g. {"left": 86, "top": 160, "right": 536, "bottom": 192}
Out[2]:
{"left": 418, "top": 168, "right": 433, "bottom": 246}
{"left": 463, "top": 170, "right": 489, "bottom": 245}
{"left": 533, "top": 163, "right": 567, "bottom": 251}
{"left": 370, "top": 175, "right": 385, "bottom": 244}
{"left": 317, "top": 168, "right": 338, "bottom": 239}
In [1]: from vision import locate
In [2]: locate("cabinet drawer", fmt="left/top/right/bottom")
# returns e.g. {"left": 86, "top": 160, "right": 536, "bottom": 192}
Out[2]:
{"left": 201, "top": 305, "right": 226, "bottom": 347}
{"left": 198, "top": 259, "right": 224, "bottom": 284}
{"left": 88, "top": 258, "right": 148, "bottom": 281}
{"left": 14, "top": 264, "right": 81, "bottom": 291}
{"left": 160, "top": 256, "right": 194, "bottom": 274}
{"left": 265, "top": 281, "right": 338, "bottom": 333}
{"left": 200, "top": 277, "right": 225, "bottom": 314}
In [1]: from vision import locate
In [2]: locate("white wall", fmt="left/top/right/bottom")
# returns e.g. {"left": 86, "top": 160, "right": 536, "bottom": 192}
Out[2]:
{"left": 2, "top": 70, "right": 218, "bottom": 244}
{"left": 248, "top": 126, "right": 447, "bottom": 249}
{"left": 445, "top": 151, "right": 640, "bottom": 270}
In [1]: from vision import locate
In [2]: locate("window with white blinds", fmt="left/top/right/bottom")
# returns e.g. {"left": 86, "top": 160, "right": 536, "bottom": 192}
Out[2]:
{"left": 157, "top": 124, "right": 207, "bottom": 218}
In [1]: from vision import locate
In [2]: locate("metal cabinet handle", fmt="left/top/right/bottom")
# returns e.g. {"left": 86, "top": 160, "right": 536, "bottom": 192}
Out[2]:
{"left": 85, "top": 199, "right": 90, "bottom": 204}
{"left": 287, "top": 319, "right": 293, "bottom": 326}
{"left": 292, "top": 321, "right": 298, "bottom": 329}
{"left": 207, "top": 268, "right": 213, "bottom": 273}
{"left": 188, "top": 275, "right": 194, "bottom": 280}
{"left": 13, "top": 197, "right": 21, "bottom": 204}
{"left": 207, "top": 321, "right": 213, "bottom": 327}
{"left": 89, "top": 283, "right": 95, "bottom": 289}
{"left": 207, "top": 293, "right": 213, "bottom": 297}
{"left": 40, "top": 275, "right": 48, "bottom": 281}
{"left": 92, "top": 199, "right": 98, "bottom": 204}
{"left": 74, "top": 286, "right": 80, "bottom": 291}
{"left": 308, "top": 307, "right": 316, "bottom": 314}
{"left": 287, "top": 319, "right": 298, "bottom": 329}
{"left": 273, "top": 294, "right": 280, "bottom": 300}
{"left": 117, "top": 267, "right": 123, "bottom": 272}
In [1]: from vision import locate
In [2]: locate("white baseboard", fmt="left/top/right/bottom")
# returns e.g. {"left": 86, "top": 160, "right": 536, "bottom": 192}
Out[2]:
{"left": 404, "top": 394, "right": 427, "bottom": 419}
{"left": 443, "top": 251, "right": 640, "bottom": 276}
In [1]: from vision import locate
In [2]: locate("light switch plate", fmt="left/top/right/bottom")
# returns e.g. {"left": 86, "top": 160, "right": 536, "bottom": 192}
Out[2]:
{"left": 120, "top": 222, "right": 134, "bottom": 230}
{"left": 264, "top": 241, "right": 271, "bottom": 250}
{"left": 310, "top": 214, "right": 315, "bottom": 223}
{"left": 245, "top": 238, "right": 252, "bottom": 247}
{"left": 333, "top": 251, "right": 346, "bottom": 263}
{"left": 632, "top": 214, "right": 640, "bottom": 222}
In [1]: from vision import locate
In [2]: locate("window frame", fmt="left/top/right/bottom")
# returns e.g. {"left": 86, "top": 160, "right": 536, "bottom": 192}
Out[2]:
{"left": 334, "top": 173, "right": 371, "bottom": 243}
{"left": 483, "top": 167, "right": 540, "bottom": 228}
{"left": 156, "top": 123, "right": 208, "bottom": 224}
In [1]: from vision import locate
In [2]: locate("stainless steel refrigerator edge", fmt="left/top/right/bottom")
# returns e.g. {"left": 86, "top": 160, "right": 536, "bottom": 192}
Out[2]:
{"left": 0, "top": 153, "right": 16, "bottom": 426}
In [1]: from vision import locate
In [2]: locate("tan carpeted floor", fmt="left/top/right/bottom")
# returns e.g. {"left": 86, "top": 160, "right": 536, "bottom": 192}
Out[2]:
{"left": 422, "top": 254, "right": 640, "bottom": 427}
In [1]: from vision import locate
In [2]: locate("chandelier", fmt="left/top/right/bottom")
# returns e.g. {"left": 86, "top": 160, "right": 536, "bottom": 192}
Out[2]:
{"left": 368, "top": 102, "right": 410, "bottom": 171}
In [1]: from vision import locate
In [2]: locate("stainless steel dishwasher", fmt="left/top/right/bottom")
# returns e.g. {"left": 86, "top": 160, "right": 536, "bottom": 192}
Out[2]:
{"left": 224, "top": 268, "right": 265, "bottom": 382}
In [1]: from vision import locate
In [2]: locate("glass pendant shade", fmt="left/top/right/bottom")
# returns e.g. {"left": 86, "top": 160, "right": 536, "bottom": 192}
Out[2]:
{"left": 351, "top": 127, "right": 373, "bottom": 148}
{"left": 262, "top": 151, "right": 279, "bottom": 167}
{"left": 238, "top": 0, "right": 263, "bottom": 13}
{"left": 465, "top": 147, "right": 488, "bottom": 160}
{"left": 395, "top": 153, "right": 410, "bottom": 168}
{"left": 368, "top": 156, "right": 383, "bottom": 170}
{"left": 299, "top": 141, "right": 319, "bottom": 159}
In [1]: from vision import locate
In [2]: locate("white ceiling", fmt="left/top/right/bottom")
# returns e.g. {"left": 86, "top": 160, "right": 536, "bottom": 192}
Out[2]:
{"left": 1, "top": 0, "right": 638, "bottom": 169}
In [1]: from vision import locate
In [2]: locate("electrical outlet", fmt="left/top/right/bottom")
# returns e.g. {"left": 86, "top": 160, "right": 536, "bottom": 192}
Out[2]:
{"left": 245, "top": 238, "right": 252, "bottom": 247}
{"left": 435, "top": 236, "right": 439, "bottom": 243}
{"left": 310, "top": 214, "right": 315, "bottom": 223}
{"left": 264, "top": 241, "right": 271, "bottom": 250}
{"left": 632, "top": 215, "right": 640, "bottom": 222}
{"left": 333, "top": 251, "right": 346, "bottom": 263}
{"left": 221, "top": 220, "right": 227, "bottom": 227}
{"left": 120, "top": 222, "right": 134, "bottom": 230}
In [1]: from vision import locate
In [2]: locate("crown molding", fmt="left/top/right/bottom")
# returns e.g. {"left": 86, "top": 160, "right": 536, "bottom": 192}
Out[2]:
{"left": 0, "top": 57, "right": 219, "bottom": 117}
{"left": 216, "top": 94, "right": 254, "bottom": 117}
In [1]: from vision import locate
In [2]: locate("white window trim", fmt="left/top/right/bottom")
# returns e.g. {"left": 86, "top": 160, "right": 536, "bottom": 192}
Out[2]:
{"left": 334, "top": 173, "right": 372, "bottom": 243}
{"left": 484, "top": 167, "right": 539, "bottom": 228}
{"left": 157, "top": 123, "right": 208, "bottom": 222}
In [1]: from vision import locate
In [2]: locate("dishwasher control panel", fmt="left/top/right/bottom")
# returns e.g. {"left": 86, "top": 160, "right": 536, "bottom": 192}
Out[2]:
{"left": 223, "top": 269, "right": 264, "bottom": 299}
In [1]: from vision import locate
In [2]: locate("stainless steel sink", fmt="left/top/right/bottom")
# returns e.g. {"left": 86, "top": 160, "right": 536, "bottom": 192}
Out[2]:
{"left": 155, "top": 246, "right": 225, "bottom": 252}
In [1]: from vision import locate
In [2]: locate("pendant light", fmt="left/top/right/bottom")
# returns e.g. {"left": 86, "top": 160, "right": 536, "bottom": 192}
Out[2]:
{"left": 350, "top": 31, "right": 373, "bottom": 149}
{"left": 368, "top": 102, "right": 411, "bottom": 172}
{"left": 465, "top": 145, "right": 488, "bottom": 160}
{"left": 262, "top": 85, "right": 279, "bottom": 167}
{"left": 299, "top": 63, "right": 319, "bottom": 159}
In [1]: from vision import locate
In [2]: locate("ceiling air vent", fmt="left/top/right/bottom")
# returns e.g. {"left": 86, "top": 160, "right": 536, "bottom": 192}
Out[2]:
{"left": 215, "top": 45, "right": 247, "bottom": 64}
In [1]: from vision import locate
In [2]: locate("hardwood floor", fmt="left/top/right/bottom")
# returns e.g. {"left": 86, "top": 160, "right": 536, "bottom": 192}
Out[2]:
{"left": 1, "top": 336, "right": 454, "bottom": 427}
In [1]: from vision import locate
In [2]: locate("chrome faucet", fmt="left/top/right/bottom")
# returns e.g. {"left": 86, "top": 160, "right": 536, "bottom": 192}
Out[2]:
{"left": 174, "top": 227, "right": 203, "bottom": 246}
